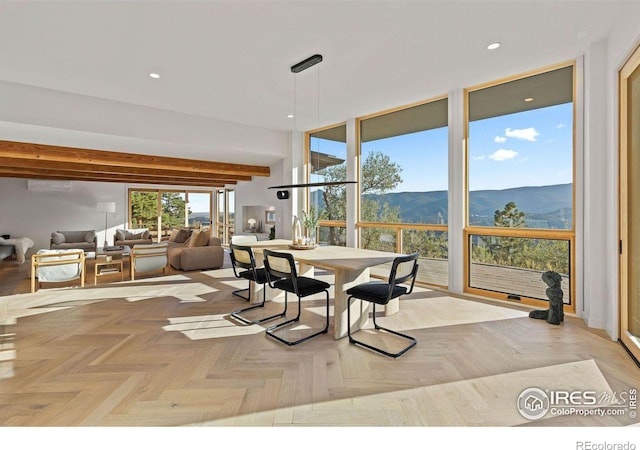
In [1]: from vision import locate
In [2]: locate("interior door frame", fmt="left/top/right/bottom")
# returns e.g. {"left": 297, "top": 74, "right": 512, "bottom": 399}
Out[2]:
{"left": 619, "top": 43, "right": 640, "bottom": 362}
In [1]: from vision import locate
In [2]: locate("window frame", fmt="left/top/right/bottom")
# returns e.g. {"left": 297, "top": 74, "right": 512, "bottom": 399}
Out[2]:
{"left": 463, "top": 61, "right": 577, "bottom": 311}
{"left": 355, "top": 95, "right": 450, "bottom": 288}
{"left": 127, "top": 187, "right": 213, "bottom": 242}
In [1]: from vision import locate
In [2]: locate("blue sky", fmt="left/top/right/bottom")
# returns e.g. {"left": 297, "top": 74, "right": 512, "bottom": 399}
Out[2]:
{"left": 314, "top": 102, "right": 573, "bottom": 193}
{"left": 467, "top": 102, "right": 573, "bottom": 191}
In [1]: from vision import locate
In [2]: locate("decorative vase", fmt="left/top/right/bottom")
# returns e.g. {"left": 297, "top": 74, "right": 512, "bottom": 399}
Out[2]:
{"left": 304, "top": 226, "right": 316, "bottom": 247}
{"left": 292, "top": 216, "right": 303, "bottom": 245}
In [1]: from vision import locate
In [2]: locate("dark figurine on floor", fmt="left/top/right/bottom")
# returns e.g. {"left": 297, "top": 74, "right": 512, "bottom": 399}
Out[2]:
{"left": 529, "top": 271, "right": 564, "bottom": 325}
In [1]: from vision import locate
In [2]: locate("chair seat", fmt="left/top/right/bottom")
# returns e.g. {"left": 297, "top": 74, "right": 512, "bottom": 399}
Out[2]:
{"left": 238, "top": 267, "right": 269, "bottom": 284}
{"left": 346, "top": 281, "right": 407, "bottom": 305}
{"left": 274, "top": 276, "right": 330, "bottom": 297}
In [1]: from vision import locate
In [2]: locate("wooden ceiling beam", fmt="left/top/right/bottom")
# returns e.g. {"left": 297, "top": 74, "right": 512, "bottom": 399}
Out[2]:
{"left": 0, "top": 140, "right": 271, "bottom": 177}
{"left": 0, "top": 157, "right": 251, "bottom": 183}
{"left": 0, "top": 169, "right": 231, "bottom": 187}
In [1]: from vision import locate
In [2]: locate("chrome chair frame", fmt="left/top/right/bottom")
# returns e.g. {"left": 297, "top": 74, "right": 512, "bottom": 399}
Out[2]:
{"left": 229, "top": 243, "right": 286, "bottom": 325}
{"left": 263, "top": 249, "right": 330, "bottom": 346}
{"left": 346, "top": 252, "right": 419, "bottom": 358}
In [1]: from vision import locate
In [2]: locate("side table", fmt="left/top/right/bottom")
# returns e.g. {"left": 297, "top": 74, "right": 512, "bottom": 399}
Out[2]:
{"left": 94, "top": 245, "right": 131, "bottom": 284}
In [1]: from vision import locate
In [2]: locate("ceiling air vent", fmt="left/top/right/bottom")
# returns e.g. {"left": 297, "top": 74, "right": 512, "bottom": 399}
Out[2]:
{"left": 27, "top": 179, "right": 73, "bottom": 192}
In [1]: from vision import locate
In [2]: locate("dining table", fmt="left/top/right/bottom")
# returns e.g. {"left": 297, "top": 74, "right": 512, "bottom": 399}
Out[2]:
{"left": 240, "top": 239, "right": 404, "bottom": 339}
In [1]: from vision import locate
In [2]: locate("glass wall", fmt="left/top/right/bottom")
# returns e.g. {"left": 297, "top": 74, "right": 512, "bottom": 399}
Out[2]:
{"left": 215, "top": 188, "right": 235, "bottom": 244}
{"left": 128, "top": 189, "right": 212, "bottom": 242}
{"left": 161, "top": 192, "right": 187, "bottom": 238}
{"left": 307, "top": 123, "right": 347, "bottom": 246}
{"left": 358, "top": 97, "right": 449, "bottom": 287}
{"left": 130, "top": 190, "right": 160, "bottom": 238}
{"left": 187, "top": 192, "right": 212, "bottom": 232}
{"left": 465, "top": 63, "right": 575, "bottom": 308}
{"left": 468, "top": 233, "right": 571, "bottom": 304}
{"left": 300, "top": 61, "right": 578, "bottom": 300}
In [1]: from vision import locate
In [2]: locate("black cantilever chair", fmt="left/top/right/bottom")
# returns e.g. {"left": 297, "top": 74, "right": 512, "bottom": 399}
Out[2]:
{"left": 229, "top": 243, "right": 286, "bottom": 325}
{"left": 346, "top": 252, "right": 419, "bottom": 358}
{"left": 263, "top": 249, "right": 330, "bottom": 346}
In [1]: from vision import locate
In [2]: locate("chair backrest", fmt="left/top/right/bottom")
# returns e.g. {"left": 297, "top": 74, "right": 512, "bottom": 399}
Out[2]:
{"left": 262, "top": 249, "right": 297, "bottom": 290}
{"left": 388, "top": 252, "right": 420, "bottom": 297}
{"left": 131, "top": 243, "right": 168, "bottom": 273}
{"left": 32, "top": 249, "right": 85, "bottom": 282}
{"left": 231, "top": 235, "right": 258, "bottom": 245}
{"left": 229, "top": 243, "right": 260, "bottom": 276}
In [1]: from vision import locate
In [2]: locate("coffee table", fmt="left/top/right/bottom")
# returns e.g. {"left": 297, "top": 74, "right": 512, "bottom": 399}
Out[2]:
{"left": 95, "top": 245, "right": 131, "bottom": 284}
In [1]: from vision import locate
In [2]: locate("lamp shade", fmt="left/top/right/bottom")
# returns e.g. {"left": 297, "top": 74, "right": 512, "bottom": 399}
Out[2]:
{"left": 96, "top": 201, "right": 116, "bottom": 213}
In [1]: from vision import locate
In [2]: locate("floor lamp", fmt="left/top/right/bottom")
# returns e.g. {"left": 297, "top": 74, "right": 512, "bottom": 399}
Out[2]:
{"left": 97, "top": 201, "right": 116, "bottom": 248}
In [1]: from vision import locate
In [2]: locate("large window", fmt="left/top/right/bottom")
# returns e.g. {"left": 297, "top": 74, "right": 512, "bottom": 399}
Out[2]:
{"left": 128, "top": 189, "right": 212, "bottom": 241}
{"left": 307, "top": 123, "right": 348, "bottom": 246}
{"left": 358, "top": 97, "right": 449, "bottom": 287}
{"left": 215, "top": 188, "right": 235, "bottom": 244}
{"left": 465, "top": 63, "right": 575, "bottom": 309}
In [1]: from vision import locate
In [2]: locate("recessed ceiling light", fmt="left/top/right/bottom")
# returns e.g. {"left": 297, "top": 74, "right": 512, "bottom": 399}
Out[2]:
{"left": 487, "top": 42, "right": 501, "bottom": 50}
{"left": 524, "top": 97, "right": 534, "bottom": 102}
{"left": 149, "top": 73, "right": 160, "bottom": 79}
{"left": 287, "top": 114, "right": 294, "bottom": 119}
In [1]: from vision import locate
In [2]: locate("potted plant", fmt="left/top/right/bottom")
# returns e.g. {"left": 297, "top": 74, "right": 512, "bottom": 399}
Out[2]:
{"left": 301, "top": 206, "right": 323, "bottom": 246}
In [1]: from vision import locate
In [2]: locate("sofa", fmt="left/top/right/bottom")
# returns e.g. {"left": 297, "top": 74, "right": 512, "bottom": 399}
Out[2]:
{"left": 114, "top": 228, "right": 153, "bottom": 247}
{"left": 164, "top": 228, "right": 224, "bottom": 271}
{"left": 50, "top": 230, "right": 97, "bottom": 253}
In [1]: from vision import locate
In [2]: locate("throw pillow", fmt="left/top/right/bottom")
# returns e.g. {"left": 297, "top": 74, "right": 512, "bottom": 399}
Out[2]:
{"left": 51, "top": 231, "right": 65, "bottom": 244}
{"left": 84, "top": 230, "right": 96, "bottom": 243}
{"left": 175, "top": 228, "right": 190, "bottom": 243}
{"left": 124, "top": 230, "right": 142, "bottom": 240}
{"left": 189, "top": 230, "right": 210, "bottom": 247}
{"left": 116, "top": 229, "right": 126, "bottom": 241}
{"left": 142, "top": 230, "right": 151, "bottom": 240}
{"left": 168, "top": 229, "right": 180, "bottom": 242}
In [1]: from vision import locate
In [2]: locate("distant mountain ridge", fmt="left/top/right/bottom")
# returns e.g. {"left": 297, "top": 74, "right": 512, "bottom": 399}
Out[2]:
{"left": 313, "top": 183, "right": 573, "bottom": 229}
{"left": 367, "top": 183, "right": 572, "bottom": 227}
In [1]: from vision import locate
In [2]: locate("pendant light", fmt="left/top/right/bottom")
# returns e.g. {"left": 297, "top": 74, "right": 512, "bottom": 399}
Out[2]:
{"left": 271, "top": 54, "right": 356, "bottom": 194}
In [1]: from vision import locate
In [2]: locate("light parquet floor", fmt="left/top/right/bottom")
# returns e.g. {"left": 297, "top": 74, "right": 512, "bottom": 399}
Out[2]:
{"left": 0, "top": 260, "right": 639, "bottom": 429}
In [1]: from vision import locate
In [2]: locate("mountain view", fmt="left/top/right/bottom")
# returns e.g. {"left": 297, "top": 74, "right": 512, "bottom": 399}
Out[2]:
{"left": 313, "top": 183, "right": 573, "bottom": 229}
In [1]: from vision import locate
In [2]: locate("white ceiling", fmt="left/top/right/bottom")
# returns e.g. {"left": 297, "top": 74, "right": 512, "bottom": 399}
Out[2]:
{"left": 0, "top": 1, "right": 637, "bottom": 136}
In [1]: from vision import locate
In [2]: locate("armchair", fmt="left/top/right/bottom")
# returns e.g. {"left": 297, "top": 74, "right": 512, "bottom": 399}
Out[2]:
{"left": 130, "top": 243, "right": 169, "bottom": 280}
{"left": 31, "top": 249, "right": 86, "bottom": 293}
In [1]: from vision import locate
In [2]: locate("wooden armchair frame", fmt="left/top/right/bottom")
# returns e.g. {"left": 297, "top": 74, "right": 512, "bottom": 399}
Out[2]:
{"left": 130, "top": 243, "right": 169, "bottom": 280}
{"left": 31, "top": 250, "right": 86, "bottom": 293}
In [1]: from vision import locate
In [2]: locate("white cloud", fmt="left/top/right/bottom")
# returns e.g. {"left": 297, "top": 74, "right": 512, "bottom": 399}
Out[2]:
{"left": 556, "top": 123, "right": 566, "bottom": 128}
{"left": 472, "top": 155, "right": 486, "bottom": 160}
{"left": 489, "top": 149, "right": 518, "bottom": 161}
{"left": 494, "top": 136, "right": 507, "bottom": 143}
{"left": 505, "top": 127, "right": 539, "bottom": 141}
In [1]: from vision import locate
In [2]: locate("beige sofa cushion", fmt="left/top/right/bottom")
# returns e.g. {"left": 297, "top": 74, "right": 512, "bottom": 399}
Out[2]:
{"left": 116, "top": 229, "right": 150, "bottom": 241}
{"left": 51, "top": 231, "right": 65, "bottom": 244}
{"left": 168, "top": 228, "right": 191, "bottom": 243}
{"left": 189, "top": 230, "right": 209, "bottom": 247}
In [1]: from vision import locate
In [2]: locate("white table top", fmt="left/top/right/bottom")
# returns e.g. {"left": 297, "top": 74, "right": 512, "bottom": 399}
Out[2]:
{"left": 246, "top": 240, "right": 402, "bottom": 272}
{"left": 284, "top": 245, "right": 402, "bottom": 272}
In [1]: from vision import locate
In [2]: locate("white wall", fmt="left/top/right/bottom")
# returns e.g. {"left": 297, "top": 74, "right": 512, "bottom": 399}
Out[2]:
{"left": 0, "top": 178, "right": 127, "bottom": 253}
{"left": 234, "top": 159, "right": 287, "bottom": 239}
